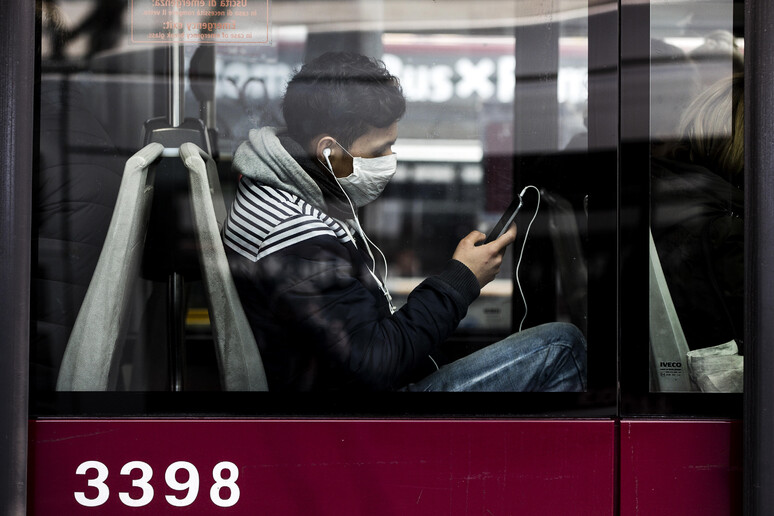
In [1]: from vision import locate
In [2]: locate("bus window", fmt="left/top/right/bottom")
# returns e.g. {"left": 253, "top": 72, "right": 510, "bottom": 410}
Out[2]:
{"left": 32, "top": 0, "right": 615, "bottom": 414}
{"left": 647, "top": 0, "right": 744, "bottom": 393}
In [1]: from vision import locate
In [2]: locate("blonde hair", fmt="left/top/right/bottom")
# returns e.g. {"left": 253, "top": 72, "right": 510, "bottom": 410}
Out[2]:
{"left": 41, "top": 1, "right": 69, "bottom": 33}
{"left": 677, "top": 74, "right": 744, "bottom": 182}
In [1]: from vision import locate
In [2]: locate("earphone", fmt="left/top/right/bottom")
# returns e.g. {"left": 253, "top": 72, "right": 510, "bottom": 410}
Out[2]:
{"left": 322, "top": 148, "right": 334, "bottom": 178}
{"left": 513, "top": 185, "right": 541, "bottom": 332}
{"left": 319, "top": 143, "right": 397, "bottom": 314}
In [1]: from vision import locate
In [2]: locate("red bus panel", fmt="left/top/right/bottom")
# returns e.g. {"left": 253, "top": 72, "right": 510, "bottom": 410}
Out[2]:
{"left": 29, "top": 419, "right": 615, "bottom": 515}
{"left": 620, "top": 420, "right": 742, "bottom": 516}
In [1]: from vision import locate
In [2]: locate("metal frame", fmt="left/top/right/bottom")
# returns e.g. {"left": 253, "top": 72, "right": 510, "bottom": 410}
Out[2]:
{"left": 744, "top": 1, "right": 774, "bottom": 514}
{"left": 0, "top": 0, "right": 35, "bottom": 513}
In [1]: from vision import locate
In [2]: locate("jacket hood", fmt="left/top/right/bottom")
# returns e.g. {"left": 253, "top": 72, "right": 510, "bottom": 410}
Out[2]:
{"left": 232, "top": 126, "right": 327, "bottom": 211}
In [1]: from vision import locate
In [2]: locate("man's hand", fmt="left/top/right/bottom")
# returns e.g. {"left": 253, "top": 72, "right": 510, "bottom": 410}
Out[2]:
{"left": 452, "top": 224, "right": 517, "bottom": 288}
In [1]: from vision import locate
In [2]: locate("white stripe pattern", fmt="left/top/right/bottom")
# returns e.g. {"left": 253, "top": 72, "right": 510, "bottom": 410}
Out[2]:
{"left": 224, "top": 179, "right": 352, "bottom": 262}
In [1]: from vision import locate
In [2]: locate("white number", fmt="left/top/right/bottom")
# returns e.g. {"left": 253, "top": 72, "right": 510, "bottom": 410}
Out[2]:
{"left": 164, "top": 461, "right": 200, "bottom": 507}
{"left": 118, "top": 461, "right": 154, "bottom": 507}
{"left": 74, "top": 460, "right": 239, "bottom": 507}
{"left": 210, "top": 461, "right": 241, "bottom": 508}
{"left": 74, "top": 461, "right": 109, "bottom": 507}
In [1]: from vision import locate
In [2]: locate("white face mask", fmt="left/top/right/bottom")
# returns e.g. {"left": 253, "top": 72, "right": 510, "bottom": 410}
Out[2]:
{"left": 337, "top": 153, "right": 398, "bottom": 208}
{"left": 324, "top": 140, "right": 398, "bottom": 209}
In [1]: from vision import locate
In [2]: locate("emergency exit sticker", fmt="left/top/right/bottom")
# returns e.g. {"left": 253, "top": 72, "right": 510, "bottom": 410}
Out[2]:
{"left": 130, "top": 0, "right": 270, "bottom": 44}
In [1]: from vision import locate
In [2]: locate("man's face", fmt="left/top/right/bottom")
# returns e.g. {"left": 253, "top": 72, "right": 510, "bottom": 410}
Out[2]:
{"left": 329, "top": 121, "right": 398, "bottom": 178}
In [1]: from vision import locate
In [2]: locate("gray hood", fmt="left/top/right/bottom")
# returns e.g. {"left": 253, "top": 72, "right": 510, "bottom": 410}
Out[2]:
{"left": 232, "top": 127, "right": 327, "bottom": 211}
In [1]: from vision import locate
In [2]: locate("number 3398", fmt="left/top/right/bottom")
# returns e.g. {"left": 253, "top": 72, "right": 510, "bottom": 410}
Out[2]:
{"left": 74, "top": 460, "right": 240, "bottom": 508}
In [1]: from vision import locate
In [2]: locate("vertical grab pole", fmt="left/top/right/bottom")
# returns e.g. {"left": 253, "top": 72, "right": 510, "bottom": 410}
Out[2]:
{"left": 0, "top": 0, "right": 34, "bottom": 512}
{"left": 744, "top": 0, "right": 774, "bottom": 514}
{"left": 168, "top": 272, "right": 186, "bottom": 392}
{"left": 168, "top": 11, "right": 186, "bottom": 390}
{"left": 169, "top": 9, "right": 185, "bottom": 128}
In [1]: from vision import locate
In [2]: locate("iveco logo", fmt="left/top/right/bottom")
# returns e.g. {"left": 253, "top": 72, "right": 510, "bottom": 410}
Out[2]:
{"left": 660, "top": 362, "right": 682, "bottom": 368}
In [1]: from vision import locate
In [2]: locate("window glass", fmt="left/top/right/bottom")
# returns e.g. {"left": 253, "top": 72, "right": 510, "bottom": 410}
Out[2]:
{"left": 648, "top": 0, "right": 744, "bottom": 393}
{"left": 34, "top": 0, "right": 599, "bottom": 406}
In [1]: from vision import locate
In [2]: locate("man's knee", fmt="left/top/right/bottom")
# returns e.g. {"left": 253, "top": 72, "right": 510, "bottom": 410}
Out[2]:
{"left": 529, "top": 322, "right": 586, "bottom": 353}
{"left": 548, "top": 322, "right": 587, "bottom": 390}
{"left": 552, "top": 322, "right": 586, "bottom": 351}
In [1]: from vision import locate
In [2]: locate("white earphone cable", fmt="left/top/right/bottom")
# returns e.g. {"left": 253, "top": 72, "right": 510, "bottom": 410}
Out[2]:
{"left": 514, "top": 185, "right": 541, "bottom": 332}
{"left": 323, "top": 150, "right": 397, "bottom": 313}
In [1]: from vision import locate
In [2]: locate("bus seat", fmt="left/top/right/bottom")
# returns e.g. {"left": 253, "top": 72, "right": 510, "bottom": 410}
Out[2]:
{"left": 180, "top": 143, "right": 267, "bottom": 391}
{"left": 649, "top": 230, "right": 696, "bottom": 392}
{"left": 544, "top": 190, "right": 588, "bottom": 336}
{"left": 57, "top": 142, "right": 268, "bottom": 391}
{"left": 57, "top": 143, "right": 163, "bottom": 391}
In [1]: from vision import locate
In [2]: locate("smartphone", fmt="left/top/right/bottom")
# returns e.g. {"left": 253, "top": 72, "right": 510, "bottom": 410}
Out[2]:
{"left": 484, "top": 195, "right": 523, "bottom": 244}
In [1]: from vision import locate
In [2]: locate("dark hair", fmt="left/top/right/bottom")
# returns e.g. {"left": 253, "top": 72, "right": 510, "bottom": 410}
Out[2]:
{"left": 282, "top": 52, "right": 406, "bottom": 149}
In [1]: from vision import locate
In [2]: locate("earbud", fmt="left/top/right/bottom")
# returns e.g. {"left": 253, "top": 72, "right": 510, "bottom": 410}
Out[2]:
{"left": 322, "top": 147, "right": 334, "bottom": 175}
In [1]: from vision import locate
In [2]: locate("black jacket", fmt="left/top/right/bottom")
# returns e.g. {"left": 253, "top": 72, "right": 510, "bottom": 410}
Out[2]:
{"left": 651, "top": 156, "right": 743, "bottom": 351}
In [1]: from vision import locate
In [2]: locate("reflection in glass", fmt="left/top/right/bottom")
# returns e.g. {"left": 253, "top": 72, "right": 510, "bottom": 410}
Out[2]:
{"left": 649, "top": 0, "right": 743, "bottom": 393}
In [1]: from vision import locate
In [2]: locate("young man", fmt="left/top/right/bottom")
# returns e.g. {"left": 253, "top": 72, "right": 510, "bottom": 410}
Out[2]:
{"left": 224, "top": 52, "right": 586, "bottom": 392}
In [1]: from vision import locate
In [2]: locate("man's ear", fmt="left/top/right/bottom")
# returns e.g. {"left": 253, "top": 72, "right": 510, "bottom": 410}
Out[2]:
{"left": 313, "top": 136, "right": 336, "bottom": 162}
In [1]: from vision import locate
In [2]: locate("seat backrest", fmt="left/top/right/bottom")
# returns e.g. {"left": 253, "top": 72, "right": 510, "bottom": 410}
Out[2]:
{"left": 649, "top": 230, "right": 695, "bottom": 392}
{"left": 544, "top": 190, "right": 588, "bottom": 336}
{"left": 181, "top": 143, "right": 268, "bottom": 391}
{"left": 57, "top": 143, "right": 163, "bottom": 390}
{"left": 57, "top": 142, "right": 268, "bottom": 391}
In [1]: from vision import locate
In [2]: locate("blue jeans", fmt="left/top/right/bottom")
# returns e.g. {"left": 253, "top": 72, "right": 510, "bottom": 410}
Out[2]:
{"left": 401, "top": 322, "right": 587, "bottom": 392}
